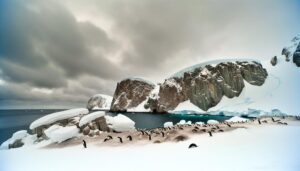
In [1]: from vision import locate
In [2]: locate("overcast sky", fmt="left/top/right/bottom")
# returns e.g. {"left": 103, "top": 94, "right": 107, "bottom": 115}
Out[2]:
{"left": 0, "top": 0, "right": 299, "bottom": 109}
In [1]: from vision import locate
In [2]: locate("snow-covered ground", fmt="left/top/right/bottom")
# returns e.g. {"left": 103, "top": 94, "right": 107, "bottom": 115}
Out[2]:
{"left": 1, "top": 123, "right": 300, "bottom": 171}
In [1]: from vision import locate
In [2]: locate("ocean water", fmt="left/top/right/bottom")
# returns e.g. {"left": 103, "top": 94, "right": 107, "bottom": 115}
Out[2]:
{"left": 0, "top": 109, "right": 232, "bottom": 144}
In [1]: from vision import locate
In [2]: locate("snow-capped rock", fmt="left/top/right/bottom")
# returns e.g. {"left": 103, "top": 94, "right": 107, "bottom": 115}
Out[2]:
{"left": 110, "top": 78, "right": 155, "bottom": 112}
{"left": 105, "top": 114, "right": 135, "bottom": 132}
{"left": 44, "top": 125, "right": 79, "bottom": 143}
{"left": 79, "top": 111, "right": 106, "bottom": 127}
{"left": 163, "top": 122, "right": 173, "bottom": 128}
{"left": 30, "top": 108, "right": 89, "bottom": 130}
{"left": 0, "top": 130, "right": 37, "bottom": 149}
{"left": 87, "top": 94, "right": 112, "bottom": 111}
{"left": 225, "top": 116, "right": 249, "bottom": 123}
{"left": 207, "top": 120, "right": 219, "bottom": 125}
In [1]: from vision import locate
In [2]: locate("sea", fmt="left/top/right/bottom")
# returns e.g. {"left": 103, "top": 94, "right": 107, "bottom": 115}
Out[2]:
{"left": 0, "top": 109, "right": 232, "bottom": 144}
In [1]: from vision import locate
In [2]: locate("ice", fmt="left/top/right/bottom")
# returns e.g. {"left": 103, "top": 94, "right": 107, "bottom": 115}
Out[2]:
{"left": 105, "top": 114, "right": 135, "bottom": 132}
{"left": 79, "top": 111, "right": 106, "bottom": 127}
{"left": 30, "top": 108, "right": 89, "bottom": 130}
{"left": 170, "top": 100, "right": 205, "bottom": 114}
{"left": 164, "top": 122, "right": 173, "bottom": 128}
{"left": 44, "top": 125, "right": 79, "bottom": 143}
{"left": 177, "top": 120, "right": 186, "bottom": 125}
{"left": 225, "top": 116, "right": 249, "bottom": 123}
{"left": 207, "top": 120, "right": 219, "bottom": 124}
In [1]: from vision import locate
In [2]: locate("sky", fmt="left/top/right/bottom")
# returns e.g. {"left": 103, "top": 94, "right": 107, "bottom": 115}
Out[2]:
{"left": 0, "top": 0, "right": 299, "bottom": 109}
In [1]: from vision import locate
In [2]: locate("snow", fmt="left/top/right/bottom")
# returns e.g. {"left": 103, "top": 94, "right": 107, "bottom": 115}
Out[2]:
{"left": 30, "top": 108, "right": 89, "bottom": 130}
{"left": 207, "top": 119, "right": 219, "bottom": 124}
{"left": 0, "top": 130, "right": 37, "bottom": 150}
{"left": 195, "top": 121, "right": 204, "bottom": 126}
{"left": 163, "top": 122, "right": 173, "bottom": 128}
{"left": 79, "top": 111, "right": 106, "bottom": 127}
{"left": 44, "top": 125, "right": 79, "bottom": 143}
{"left": 170, "top": 58, "right": 260, "bottom": 78}
{"left": 1, "top": 124, "right": 300, "bottom": 171}
{"left": 176, "top": 120, "right": 186, "bottom": 125}
{"left": 170, "top": 100, "right": 205, "bottom": 114}
{"left": 105, "top": 114, "right": 135, "bottom": 132}
{"left": 225, "top": 116, "right": 249, "bottom": 123}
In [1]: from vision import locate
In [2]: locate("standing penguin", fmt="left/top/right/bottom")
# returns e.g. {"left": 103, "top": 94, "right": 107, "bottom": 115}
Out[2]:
{"left": 208, "top": 131, "right": 213, "bottom": 137}
{"left": 117, "top": 137, "right": 123, "bottom": 143}
{"left": 148, "top": 134, "right": 152, "bottom": 141}
{"left": 161, "top": 131, "right": 165, "bottom": 137}
{"left": 127, "top": 135, "right": 133, "bottom": 141}
{"left": 258, "top": 119, "right": 261, "bottom": 125}
{"left": 82, "top": 140, "right": 87, "bottom": 148}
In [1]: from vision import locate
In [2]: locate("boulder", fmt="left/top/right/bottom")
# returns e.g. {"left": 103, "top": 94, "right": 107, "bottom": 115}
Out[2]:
{"left": 270, "top": 56, "right": 277, "bottom": 66}
{"left": 110, "top": 78, "right": 155, "bottom": 112}
{"left": 293, "top": 43, "right": 300, "bottom": 67}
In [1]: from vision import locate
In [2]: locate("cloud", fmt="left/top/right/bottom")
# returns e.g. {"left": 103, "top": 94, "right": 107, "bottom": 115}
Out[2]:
{"left": 0, "top": 0, "right": 300, "bottom": 108}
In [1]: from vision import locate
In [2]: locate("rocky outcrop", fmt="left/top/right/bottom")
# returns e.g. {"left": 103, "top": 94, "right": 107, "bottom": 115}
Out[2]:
{"left": 86, "top": 94, "right": 112, "bottom": 111}
{"left": 270, "top": 56, "right": 277, "bottom": 66}
{"left": 111, "top": 61, "right": 268, "bottom": 113}
{"left": 110, "top": 78, "right": 155, "bottom": 112}
{"left": 293, "top": 42, "right": 300, "bottom": 67}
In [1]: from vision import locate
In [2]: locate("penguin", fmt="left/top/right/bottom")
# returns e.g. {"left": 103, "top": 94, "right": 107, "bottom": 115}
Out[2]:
{"left": 226, "top": 123, "right": 231, "bottom": 127}
{"left": 194, "top": 126, "right": 200, "bottom": 130}
{"left": 262, "top": 120, "right": 268, "bottom": 123}
{"left": 192, "top": 129, "right": 198, "bottom": 133}
{"left": 103, "top": 138, "right": 110, "bottom": 142}
{"left": 271, "top": 117, "right": 275, "bottom": 122}
{"left": 218, "top": 129, "right": 224, "bottom": 132}
{"left": 188, "top": 143, "right": 198, "bottom": 148}
{"left": 117, "top": 137, "right": 123, "bottom": 143}
{"left": 258, "top": 119, "right": 261, "bottom": 125}
{"left": 200, "top": 129, "right": 206, "bottom": 132}
{"left": 127, "top": 135, "right": 132, "bottom": 141}
{"left": 161, "top": 131, "right": 165, "bottom": 137}
{"left": 107, "top": 135, "right": 113, "bottom": 139}
{"left": 215, "top": 125, "right": 220, "bottom": 129}
{"left": 208, "top": 131, "right": 213, "bottom": 137}
{"left": 82, "top": 140, "right": 87, "bottom": 148}
{"left": 148, "top": 134, "right": 152, "bottom": 141}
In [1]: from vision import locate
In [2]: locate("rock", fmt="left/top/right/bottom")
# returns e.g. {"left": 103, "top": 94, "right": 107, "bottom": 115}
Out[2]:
{"left": 293, "top": 43, "right": 300, "bottom": 67}
{"left": 282, "top": 48, "right": 291, "bottom": 62}
{"left": 110, "top": 61, "right": 268, "bottom": 113}
{"left": 111, "top": 78, "right": 155, "bottom": 112}
{"left": 270, "top": 56, "right": 277, "bottom": 66}
{"left": 8, "top": 139, "right": 24, "bottom": 149}
{"left": 87, "top": 94, "right": 112, "bottom": 111}
{"left": 82, "top": 126, "right": 90, "bottom": 135}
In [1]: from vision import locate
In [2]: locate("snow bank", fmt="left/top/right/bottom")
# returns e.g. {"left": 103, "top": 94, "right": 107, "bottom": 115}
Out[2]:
{"left": 30, "top": 108, "right": 89, "bottom": 130}
{"left": 0, "top": 130, "right": 37, "bottom": 149}
{"left": 195, "top": 121, "right": 204, "bottom": 126}
{"left": 44, "top": 125, "right": 79, "bottom": 143}
{"left": 164, "top": 122, "right": 173, "bottom": 128}
{"left": 79, "top": 111, "right": 106, "bottom": 127}
{"left": 105, "top": 114, "right": 135, "bottom": 132}
{"left": 225, "top": 116, "right": 249, "bottom": 123}
{"left": 207, "top": 120, "right": 219, "bottom": 124}
{"left": 177, "top": 120, "right": 186, "bottom": 125}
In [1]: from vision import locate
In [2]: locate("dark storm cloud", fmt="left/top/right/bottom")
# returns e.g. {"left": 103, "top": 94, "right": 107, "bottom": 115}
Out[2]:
{"left": 0, "top": 0, "right": 121, "bottom": 89}
{"left": 1, "top": 0, "right": 300, "bottom": 108}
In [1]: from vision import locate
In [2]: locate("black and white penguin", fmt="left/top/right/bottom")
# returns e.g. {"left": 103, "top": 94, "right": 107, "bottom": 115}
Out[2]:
{"left": 188, "top": 143, "right": 198, "bottom": 148}
{"left": 148, "top": 134, "right": 152, "bottom": 141}
{"left": 117, "top": 137, "right": 123, "bottom": 143}
{"left": 82, "top": 140, "right": 87, "bottom": 148}
{"left": 208, "top": 131, "right": 213, "bottom": 137}
{"left": 127, "top": 135, "right": 133, "bottom": 141}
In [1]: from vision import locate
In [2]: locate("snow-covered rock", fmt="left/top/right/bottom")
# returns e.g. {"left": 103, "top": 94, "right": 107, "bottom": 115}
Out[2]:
{"left": 225, "top": 116, "right": 249, "bottom": 123}
{"left": 163, "top": 122, "right": 173, "bottom": 128}
{"left": 44, "top": 125, "right": 79, "bottom": 143}
{"left": 105, "top": 114, "right": 135, "bottom": 132}
{"left": 87, "top": 94, "right": 113, "bottom": 111}
{"left": 79, "top": 111, "right": 106, "bottom": 127}
{"left": 30, "top": 108, "right": 89, "bottom": 130}
{"left": 0, "top": 130, "right": 37, "bottom": 149}
{"left": 207, "top": 120, "right": 219, "bottom": 125}
{"left": 177, "top": 120, "right": 186, "bottom": 125}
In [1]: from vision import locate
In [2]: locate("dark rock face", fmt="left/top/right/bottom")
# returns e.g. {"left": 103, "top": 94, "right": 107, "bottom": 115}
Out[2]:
{"left": 111, "top": 79, "right": 155, "bottom": 112}
{"left": 150, "top": 61, "right": 267, "bottom": 112}
{"left": 8, "top": 139, "right": 24, "bottom": 149}
{"left": 110, "top": 61, "right": 268, "bottom": 113}
{"left": 270, "top": 56, "right": 277, "bottom": 66}
{"left": 293, "top": 43, "right": 300, "bottom": 67}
